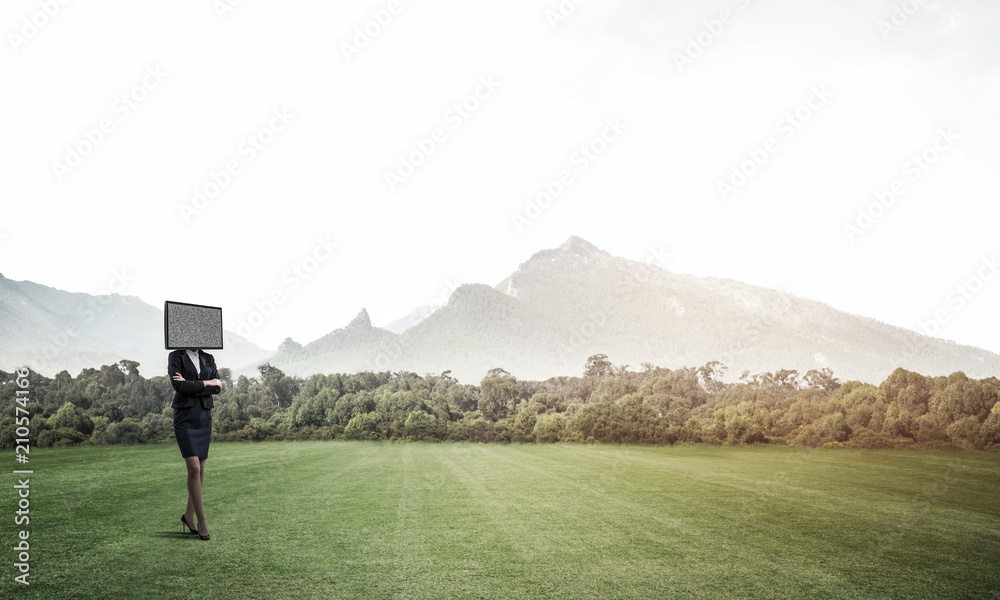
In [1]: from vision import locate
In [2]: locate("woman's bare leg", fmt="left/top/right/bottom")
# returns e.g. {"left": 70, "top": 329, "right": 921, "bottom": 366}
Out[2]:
{"left": 183, "top": 456, "right": 208, "bottom": 536}
{"left": 198, "top": 458, "right": 207, "bottom": 534}
{"left": 183, "top": 459, "right": 195, "bottom": 528}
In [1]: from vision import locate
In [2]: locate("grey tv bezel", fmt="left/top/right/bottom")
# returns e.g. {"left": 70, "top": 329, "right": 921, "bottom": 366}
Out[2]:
{"left": 164, "top": 300, "right": 224, "bottom": 350}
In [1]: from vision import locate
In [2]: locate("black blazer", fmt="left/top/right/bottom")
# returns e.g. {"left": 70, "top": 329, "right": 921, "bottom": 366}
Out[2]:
{"left": 168, "top": 349, "right": 221, "bottom": 410}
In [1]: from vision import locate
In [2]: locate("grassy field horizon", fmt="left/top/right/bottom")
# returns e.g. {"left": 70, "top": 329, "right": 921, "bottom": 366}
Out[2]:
{"left": 3, "top": 441, "right": 998, "bottom": 599}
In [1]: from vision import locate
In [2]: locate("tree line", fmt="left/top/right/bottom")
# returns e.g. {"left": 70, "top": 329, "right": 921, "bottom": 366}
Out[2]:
{"left": 2, "top": 355, "right": 999, "bottom": 451}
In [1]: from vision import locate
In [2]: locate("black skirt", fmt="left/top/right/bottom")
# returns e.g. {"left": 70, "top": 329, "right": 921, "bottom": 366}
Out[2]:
{"left": 174, "top": 402, "right": 212, "bottom": 459}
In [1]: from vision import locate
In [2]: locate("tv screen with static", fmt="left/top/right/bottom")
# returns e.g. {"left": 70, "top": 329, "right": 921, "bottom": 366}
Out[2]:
{"left": 164, "top": 301, "right": 224, "bottom": 349}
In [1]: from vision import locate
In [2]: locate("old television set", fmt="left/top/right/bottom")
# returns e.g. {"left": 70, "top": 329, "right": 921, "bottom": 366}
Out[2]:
{"left": 164, "top": 301, "right": 224, "bottom": 350}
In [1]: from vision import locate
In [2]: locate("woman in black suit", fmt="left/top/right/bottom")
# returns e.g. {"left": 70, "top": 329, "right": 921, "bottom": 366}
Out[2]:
{"left": 168, "top": 348, "right": 223, "bottom": 541}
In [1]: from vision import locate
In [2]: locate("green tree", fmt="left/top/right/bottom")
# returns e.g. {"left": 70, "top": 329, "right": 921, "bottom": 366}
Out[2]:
{"left": 115, "top": 359, "right": 140, "bottom": 378}
{"left": 257, "top": 364, "right": 301, "bottom": 408}
{"left": 881, "top": 402, "right": 915, "bottom": 440}
{"left": 946, "top": 416, "right": 984, "bottom": 450}
{"left": 803, "top": 368, "right": 841, "bottom": 392}
{"left": 529, "top": 392, "right": 566, "bottom": 413}
{"left": 344, "top": 412, "right": 381, "bottom": 440}
{"left": 696, "top": 361, "right": 728, "bottom": 394}
{"left": 512, "top": 403, "right": 537, "bottom": 442}
{"left": 881, "top": 368, "right": 934, "bottom": 416}
{"left": 816, "top": 413, "right": 852, "bottom": 443}
{"left": 240, "top": 417, "right": 265, "bottom": 441}
{"left": 831, "top": 382, "right": 882, "bottom": 430}
{"left": 590, "top": 377, "right": 636, "bottom": 403}
{"left": 479, "top": 368, "right": 518, "bottom": 421}
{"left": 49, "top": 401, "right": 91, "bottom": 434}
{"left": 981, "top": 403, "right": 1000, "bottom": 448}
{"left": 533, "top": 413, "right": 567, "bottom": 443}
{"left": 584, "top": 354, "right": 613, "bottom": 378}
{"left": 404, "top": 410, "right": 439, "bottom": 441}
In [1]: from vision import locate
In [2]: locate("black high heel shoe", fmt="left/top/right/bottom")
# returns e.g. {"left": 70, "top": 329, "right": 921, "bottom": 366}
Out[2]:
{"left": 198, "top": 531, "right": 211, "bottom": 541}
{"left": 181, "top": 515, "right": 198, "bottom": 534}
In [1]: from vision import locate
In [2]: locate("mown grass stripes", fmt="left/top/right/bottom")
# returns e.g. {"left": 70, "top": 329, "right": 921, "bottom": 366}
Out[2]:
{"left": 2, "top": 442, "right": 997, "bottom": 599}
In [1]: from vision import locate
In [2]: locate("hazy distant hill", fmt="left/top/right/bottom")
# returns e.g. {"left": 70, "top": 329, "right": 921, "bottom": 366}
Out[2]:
{"left": 0, "top": 274, "right": 271, "bottom": 378}
{"left": 266, "top": 308, "right": 401, "bottom": 376}
{"left": 383, "top": 305, "right": 437, "bottom": 334}
{"left": 264, "top": 237, "right": 1000, "bottom": 384}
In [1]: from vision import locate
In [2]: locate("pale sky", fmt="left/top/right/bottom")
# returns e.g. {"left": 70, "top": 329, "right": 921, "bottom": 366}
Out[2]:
{"left": 3, "top": 0, "right": 999, "bottom": 356}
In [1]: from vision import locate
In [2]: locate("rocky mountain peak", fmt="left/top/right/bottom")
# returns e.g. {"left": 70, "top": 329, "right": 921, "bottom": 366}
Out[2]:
{"left": 346, "top": 308, "right": 373, "bottom": 331}
{"left": 277, "top": 337, "right": 303, "bottom": 354}
{"left": 559, "top": 236, "right": 605, "bottom": 256}
{"left": 447, "top": 284, "right": 501, "bottom": 306}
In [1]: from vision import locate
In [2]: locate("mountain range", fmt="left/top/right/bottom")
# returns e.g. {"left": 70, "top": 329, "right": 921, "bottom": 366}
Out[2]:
{"left": 265, "top": 237, "right": 999, "bottom": 383}
{"left": 2, "top": 237, "right": 997, "bottom": 384}
{"left": 0, "top": 273, "right": 271, "bottom": 378}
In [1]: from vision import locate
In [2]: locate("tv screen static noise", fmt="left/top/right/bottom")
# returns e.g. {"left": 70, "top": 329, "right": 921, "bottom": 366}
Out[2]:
{"left": 164, "top": 301, "right": 223, "bottom": 350}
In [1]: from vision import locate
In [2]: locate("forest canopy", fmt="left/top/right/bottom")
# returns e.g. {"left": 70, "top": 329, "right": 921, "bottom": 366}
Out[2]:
{"left": 2, "top": 355, "right": 999, "bottom": 451}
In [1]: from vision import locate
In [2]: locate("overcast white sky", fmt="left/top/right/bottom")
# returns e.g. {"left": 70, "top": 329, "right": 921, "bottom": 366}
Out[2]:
{"left": 2, "top": 0, "right": 998, "bottom": 356}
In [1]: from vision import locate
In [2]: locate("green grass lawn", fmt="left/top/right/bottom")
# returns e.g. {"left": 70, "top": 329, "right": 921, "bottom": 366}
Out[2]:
{"left": 3, "top": 442, "right": 999, "bottom": 599}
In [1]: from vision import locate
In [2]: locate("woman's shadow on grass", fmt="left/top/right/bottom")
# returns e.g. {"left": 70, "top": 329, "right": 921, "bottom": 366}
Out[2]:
{"left": 152, "top": 531, "right": 204, "bottom": 540}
